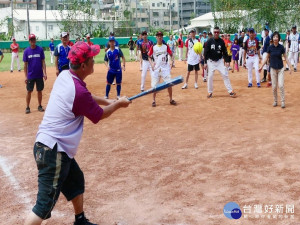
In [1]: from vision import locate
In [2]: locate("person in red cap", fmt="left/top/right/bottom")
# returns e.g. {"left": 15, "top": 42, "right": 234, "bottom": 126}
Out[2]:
{"left": 24, "top": 41, "right": 131, "bottom": 225}
{"left": 10, "top": 37, "right": 21, "bottom": 72}
{"left": 148, "top": 31, "right": 177, "bottom": 107}
{"left": 86, "top": 34, "right": 94, "bottom": 46}
{"left": 23, "top": 34, "right": 47, "bottom": 114}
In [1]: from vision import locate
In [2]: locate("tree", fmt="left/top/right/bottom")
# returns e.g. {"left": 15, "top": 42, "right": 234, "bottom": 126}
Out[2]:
{"left": 56, "top": 0, "right": 99, "bottom": 37}
{"left": 210, "top": 0, "right": 300, "bottom": 33}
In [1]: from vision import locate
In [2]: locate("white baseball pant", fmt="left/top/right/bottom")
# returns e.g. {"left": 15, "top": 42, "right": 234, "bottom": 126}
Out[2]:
{"left": 207, "top": 59, "right": 233, "bottom": 94}
{"left": 141, "top": 60, "right": 152, "bottom": 91}
{"left": 246, "top": 55, "right": 260, "bottom": 84}
{"left": 11, "top": 52, "right": 20, "bottom": 71}
{"left": 288, "top": 52, "right": 298, "bottom": 69}
{"left": 136, "top": 50, "right": 141, "bottom": 61}
{"left": 262, "top": 52, "right": 269, "bottom": 70}
{"left": 178, "top": 47, "right": 183, "bottom": 61}
{"left": 239, "top": 48, "right": 244, "bottom": 65}
{"left": 129, "top": 50, "right": 135, "bottom": 60}
{"left": 50, "top": 51, "right": 54, "bottom": 64}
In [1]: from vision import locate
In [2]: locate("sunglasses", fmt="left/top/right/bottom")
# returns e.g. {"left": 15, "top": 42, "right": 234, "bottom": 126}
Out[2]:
{"left": 214, "top": 31, "right": 220, "bottom": 34}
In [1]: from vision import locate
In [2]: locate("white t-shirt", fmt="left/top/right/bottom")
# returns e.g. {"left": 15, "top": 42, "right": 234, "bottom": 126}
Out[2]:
{"left": 289, "top": 33, "right": 300, "bottom": 52}
{"left": 186, "top": 38, "right": 200, "bottom": 65}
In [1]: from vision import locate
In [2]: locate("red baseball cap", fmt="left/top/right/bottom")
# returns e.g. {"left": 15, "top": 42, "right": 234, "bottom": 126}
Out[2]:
{"left": 68, "top": 41, "right": 100, "bottom": 65}
{"left": 28, "top": 34, "right": 36, "bottom": 40}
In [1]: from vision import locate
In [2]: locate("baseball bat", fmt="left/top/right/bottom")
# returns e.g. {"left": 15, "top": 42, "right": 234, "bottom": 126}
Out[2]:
{"left": 128, "top": 75, "right": 184, "bottom": 101}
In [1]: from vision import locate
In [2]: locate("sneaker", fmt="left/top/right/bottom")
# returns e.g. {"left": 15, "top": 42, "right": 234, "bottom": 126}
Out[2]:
{"left": 229, "top": 92, "right": 237, "bottom": 98}
{"left": 152, "top": 101, "right": 156, "bottom": 107}
{"left": 203, "top": 78, "right": 207, "bottom": 82}
{"left": 38, "top": 105, "right": 44, "bottom": 112}
{"left": 10, "top": 70, "right": 13, "bottom": 73}
{"left": 228, "top": 67, "right": 232, "bottom": 70}
{"left": 294, "top": 68, "right": 297, "bottom": 72}
{"left": 281, "top": 102, "right": 285, "bottom": 108}
{"left": 285, "top": 68, "right": 289, "bottom": 71}
{"left": 261, "top": 78, "right": 266, "bottom": 83}
{"left": 182, "top": 83, "right": 188, "bottom": 89}
{"left": 194, "top": 83, "right": 198, "bottom": 89}
{"left": 18, "top": 70, "right": 21, "bottom": 72}
{"left": 257, "top": 83, "right": 261, "bottom": 88}
{"left": 248, "top": 83, "right": 252, "bottom": 88}
{"left": 117, "top": 96, "right": 120, "bottom": 100}
{"left": 266, "top": 82, "right": 272, "bottom": 87}
{"left": 170, "top": 99, "right": 177, "bottom": 105}
{"left": 273, "top": 102, "right": 277, "bottom": 107}
{"left": 207, "top": 93, "right": 213, "bottom": 98}
{"left": 141, "top": 89, "right": 144, "bottom": 92}
{"left": 112, "top": 82, "right": 115, "bottom": 85}
{"left": 73, "top": 217, "right": 97, "bottom": 225}
{"left": 104, "top": 96, "right": 108, "bottom": 99}
{"left": 25, "top": 107, "right": 30, "bottom": 114}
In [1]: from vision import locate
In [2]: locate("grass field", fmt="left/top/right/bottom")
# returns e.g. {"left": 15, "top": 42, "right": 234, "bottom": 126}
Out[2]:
{"left": 0, "top": 48, "right": 185, "bottom": 72}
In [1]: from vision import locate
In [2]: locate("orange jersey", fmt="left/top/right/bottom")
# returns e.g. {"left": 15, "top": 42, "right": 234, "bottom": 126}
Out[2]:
{"left": 224, "top": 39, "right": 232, "bottom": 56}
{"left": 10, "top": 43, "right": 19, "bottom": 53}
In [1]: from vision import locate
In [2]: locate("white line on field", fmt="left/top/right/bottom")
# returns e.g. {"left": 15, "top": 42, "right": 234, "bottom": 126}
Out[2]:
{"left": 0, "top": 155, "right": 32, "bottom": 209}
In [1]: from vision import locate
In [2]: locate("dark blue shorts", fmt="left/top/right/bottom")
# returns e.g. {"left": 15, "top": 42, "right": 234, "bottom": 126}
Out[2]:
{"left": 107, "top": 71, "right": 122, "bottom": 84}
{"left": 32, "top": 142, "right": 85, "bottom": 219}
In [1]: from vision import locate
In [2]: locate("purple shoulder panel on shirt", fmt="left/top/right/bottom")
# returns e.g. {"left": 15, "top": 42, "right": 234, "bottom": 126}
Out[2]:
{"left": 71, "top": 75, "right": 103, "bottom": 124}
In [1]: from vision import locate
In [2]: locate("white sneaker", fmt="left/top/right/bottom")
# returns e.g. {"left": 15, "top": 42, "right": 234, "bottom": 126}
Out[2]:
{"left": 104, "top": 96, "right": 108, "bottom": 99}
{"left": 194, "top": 83, "right": 198, "bottom": 89}
{"left": 117, "top": 96, "right": 120, "bottom": 100}
{"left": 203, "top": 78, "right": 207, "bottom": 82}
{"left": 182, "top": 83, "right": 188, "bottom": 89}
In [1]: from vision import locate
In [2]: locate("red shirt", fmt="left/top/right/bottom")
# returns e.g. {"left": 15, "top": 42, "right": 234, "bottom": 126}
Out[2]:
{"left": 68, "top": 41, "right": 74, "bottom": 47}
{"left": 10, "top": 43, "right": 19, "bottom": 53}
{"left": 87, "top": 41, "right": 94, "bottom": 46}
{"left": 178, "top": 37, "right": 184, "bottom": 48}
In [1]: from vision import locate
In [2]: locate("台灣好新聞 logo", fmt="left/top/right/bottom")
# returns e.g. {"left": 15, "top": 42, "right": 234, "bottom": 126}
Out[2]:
{"left": 223, "top": 202, "right": 242, "bottom": 219}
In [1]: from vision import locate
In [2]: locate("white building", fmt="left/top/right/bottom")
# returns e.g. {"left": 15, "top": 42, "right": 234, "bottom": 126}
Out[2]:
{"left": 0, "top": 7, "right": 114, "bottom": 40}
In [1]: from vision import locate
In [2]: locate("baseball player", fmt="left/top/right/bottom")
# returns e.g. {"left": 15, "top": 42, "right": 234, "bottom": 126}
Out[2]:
{"left": 49, "top": 38, "right": 55, "bottom": 64}
{"left": 23, "top": 34, "right": 47, "bottom": 114}
{"left": 136, "top": 33, "right": 143, "bottom": 69}
{"left": 24, "top": 41, "right": 131, "bottom": 225}
{"left": 177, "top": 33, "right": 184, "bottom": 61}
{"left": 200, "top": 31, "right": 209, "bottom": 81}
{"left": 148, "top": 31, "right": 177, "bottom": 107}
{"left": 54, "top": 32, "right": 71, "bottom": 76}
{"left": 243, "top": 28, "right": 261, "bottom": 88}
{"left": 238, "top": 32, "right": 245, "bottom": 66}
{"left": 261, "top": 28, "right": 271, "bottom": 83}
{"left": 203, "top": 26, "right": 236, "bottom": 98}
{"left": 287, "top": 25, "right": 300, "bottom": 72}
{"left": 139, "top": 31, "right": 153, "bottom": 92}
{"left": 104, "top": 36, "right": 126, "bottom": 99}
{"left": 167, "top": 34, "right": 176, "bottom": 67}
{"left": 182, "top": 29, "right": 200, "bottom": 89}
{"left": 285, "top": 30, "right": 291, "bottom": 70}
{"left": 127, "top": 36, "right": 135, "bottom": 60}
{"left": 10, "top": 37, "right": 21, "bottom": 72}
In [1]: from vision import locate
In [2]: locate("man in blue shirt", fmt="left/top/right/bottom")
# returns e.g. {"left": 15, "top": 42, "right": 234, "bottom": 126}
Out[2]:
{"left": 261, "top": 28, "right": 271, "bottom": 83}
{"left": 104, "top": 36, "right": 126, "bottom": 99}
{"left": 54, "top": 32, "right": 71, "bottom": 76}
{"left": 49, "top": 38, "right": 55, "bottom": 64}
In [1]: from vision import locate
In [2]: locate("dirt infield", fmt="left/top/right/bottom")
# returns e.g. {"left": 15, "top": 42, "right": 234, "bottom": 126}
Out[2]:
{"left": 0, "top": 61, "right": 300, "bottom": 225}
